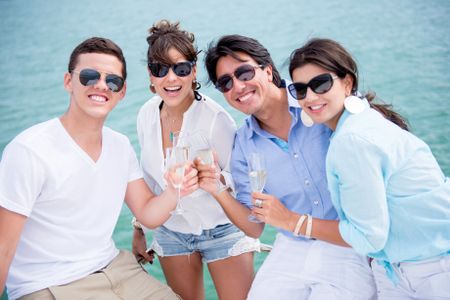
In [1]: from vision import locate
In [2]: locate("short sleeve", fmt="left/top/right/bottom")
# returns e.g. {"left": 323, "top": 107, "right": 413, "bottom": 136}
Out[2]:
{"left": 127, "top": 141, "right": 143, "bottom": 182}
{"left": 0, "top": 142, "right": 45, "bottom": 216}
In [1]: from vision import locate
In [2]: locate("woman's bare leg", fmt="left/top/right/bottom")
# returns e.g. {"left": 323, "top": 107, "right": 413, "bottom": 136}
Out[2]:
{"left": 207, "top": 252, "right": 254, "bottom": 300}
{"left": 158, "top": 252, "right": 204, "bottom": 300}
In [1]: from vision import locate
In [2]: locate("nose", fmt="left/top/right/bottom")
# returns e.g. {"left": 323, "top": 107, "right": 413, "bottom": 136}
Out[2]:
{"left": 93, "top": 74, "right": 109, "bottom": 91}
{"left": 231, "top": 76, "right": 246, "bottom": 92}
{"left": 166, "top": 68, "right": 178, "bottom": 81}
{"left": 304, "top": 87, "right": 319, "bottom": 101}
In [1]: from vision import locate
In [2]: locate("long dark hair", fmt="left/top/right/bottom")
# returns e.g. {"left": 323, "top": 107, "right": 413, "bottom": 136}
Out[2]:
{"left": 289, "top": 38, "right": 409, "bottom": 131}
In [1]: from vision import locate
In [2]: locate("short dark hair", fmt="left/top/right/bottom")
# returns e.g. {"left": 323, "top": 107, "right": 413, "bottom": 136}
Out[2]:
{"left": 68, "top": 37, "right": 127, "bottom": 80}
{"left": 146, "top": 20, "right": 198, "bottom": 65}
{"left": 204, "top": 34, "right": 282, "bottom": 87}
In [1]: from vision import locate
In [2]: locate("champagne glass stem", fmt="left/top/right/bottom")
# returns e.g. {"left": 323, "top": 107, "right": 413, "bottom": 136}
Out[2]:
{"left": 177, "top": 186, "right": 182, "bottom": 210}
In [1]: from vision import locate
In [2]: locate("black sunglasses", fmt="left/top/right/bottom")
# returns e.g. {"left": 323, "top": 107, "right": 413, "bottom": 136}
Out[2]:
{"left": 72, "top": 68, "right": 124, "bottom": 92}
{"left": 215, "top": 64, "right": 263, "bottom": 93}
{"left": 148, "top": 61, "right": 194, "bottom": 78}
{"left": 288, "top": 73, "right": 338, "bottom": 100}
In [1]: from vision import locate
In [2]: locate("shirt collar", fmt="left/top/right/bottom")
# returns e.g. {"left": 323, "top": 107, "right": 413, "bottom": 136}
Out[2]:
{"left": 151, "top": 94, "right": 201, "bottom": 125}
{"left": 244, "top": 79, "right": 300, "bottom": 140}
{"left": 331, "top": 97, "right": 370, "bottom": 138}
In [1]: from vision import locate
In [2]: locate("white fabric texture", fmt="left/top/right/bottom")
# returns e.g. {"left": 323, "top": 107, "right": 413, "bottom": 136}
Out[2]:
{"left": 0, "top": 118, "right": 143, "bottom": 300}
{"left": 247, "top": 233, "right": 376, "bottom": 300}
{"left": 372, "top": 256, "right": 450, "bottom": 299}
{"left": 136, "top": 94, "right": 237, "bottom": 234}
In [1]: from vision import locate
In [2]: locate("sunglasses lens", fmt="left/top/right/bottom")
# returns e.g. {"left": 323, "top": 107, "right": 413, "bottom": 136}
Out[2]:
{"left": 149, "top": 63, "right": 169, "bottom": 77}
{"left": 216, "top": 76, "right": 233, "bottom": 93}
{"left": 173, "top": 62, "right": 192, "bottom": 77}
{"left": 288, "top": 83, "right": 307, "bottom": 100}
{"left": 235, "top": 65, "right": 256, "bottom": 82}
{"left": 215, "top": 64, "right": 259, "bottom": 93}
{"left": 105, "top": 74, "right": 124, "bottom": 92}
{"left": 79, "top": 69, "right": 100, "bottom": 86}
{"left": 310, "top": 74, "right": 333, "bottom": 94}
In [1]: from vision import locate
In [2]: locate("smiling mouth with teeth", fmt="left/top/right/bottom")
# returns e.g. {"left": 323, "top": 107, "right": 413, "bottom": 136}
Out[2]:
{"left": 237, "top": 91, "right": 254, "bottom": 102}
{"left": 309, "top": 104, "right": 325, "bottom": 111}
{"left": 89, "top": 95, "right": 108, "bottom": 103}
{"left": 164, "top": 86, "right": 182, "bottom": 92}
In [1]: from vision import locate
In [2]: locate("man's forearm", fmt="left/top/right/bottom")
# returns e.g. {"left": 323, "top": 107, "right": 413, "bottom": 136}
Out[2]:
{"left": 212, "top": 191, "right": 264, "bottom": 238}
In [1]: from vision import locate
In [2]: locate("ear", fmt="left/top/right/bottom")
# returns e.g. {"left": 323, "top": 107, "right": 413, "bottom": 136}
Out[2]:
{"left": 265, "top": 64, "right": 273, "bottom": 83}
{"left": 63, "top": 72, "right": 73, "bottom": 93}
{"left": 118, "top": 82, "right": 127, "bottom": 101}
{"left": 343, "top": 74, "right": 354, "bottom": 96}
{"left": 192, "top": 64, "right": 197, "bottom": 79}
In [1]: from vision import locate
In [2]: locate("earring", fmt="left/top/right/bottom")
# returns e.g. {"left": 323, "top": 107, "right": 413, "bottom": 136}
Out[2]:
{"left": 300, "top": 109, "right": 314, "bottom": 127}
{"left": 150, "top": 83, "right": 156, "bottom": 94}
{"left": 193, "top": 79, "right": 203, "bottom": 101}
{"left": 344, "top": 95, "right": 365, "bottom": 114}
{"left": 192, "top": 79, "right": 201, "bottom": 91}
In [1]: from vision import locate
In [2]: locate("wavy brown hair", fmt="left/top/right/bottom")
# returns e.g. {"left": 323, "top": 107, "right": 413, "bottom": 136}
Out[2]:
{"left": 146, "top": 20, "right": 197, "bottom": 65}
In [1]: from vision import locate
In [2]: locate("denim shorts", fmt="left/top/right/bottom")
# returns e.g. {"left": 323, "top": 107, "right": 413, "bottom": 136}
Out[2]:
{"left": 151, "top": 223, "right": 260, "bottom": 263}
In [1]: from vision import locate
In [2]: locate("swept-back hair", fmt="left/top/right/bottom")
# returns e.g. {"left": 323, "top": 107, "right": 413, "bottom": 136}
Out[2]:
{"left": 205, "top": 34, "right": 282, "bottom": 87}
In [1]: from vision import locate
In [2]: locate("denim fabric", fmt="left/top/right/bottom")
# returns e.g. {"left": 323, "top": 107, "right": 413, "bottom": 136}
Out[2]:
{"left": 151, "top": 223, "right": 259, "bottom": 263}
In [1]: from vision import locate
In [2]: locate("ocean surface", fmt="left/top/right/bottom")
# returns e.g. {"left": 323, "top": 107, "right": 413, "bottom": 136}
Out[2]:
{"left": 1, "top": 0, "right": 449, "bottom": 299}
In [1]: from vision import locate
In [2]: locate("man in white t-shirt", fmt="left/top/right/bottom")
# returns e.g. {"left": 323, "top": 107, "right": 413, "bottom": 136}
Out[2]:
{"left": 0, "top": 37, "right": 197, "bottom": 300}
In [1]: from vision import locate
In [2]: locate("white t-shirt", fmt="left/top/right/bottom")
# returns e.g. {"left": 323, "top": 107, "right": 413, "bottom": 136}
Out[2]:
{"left": 137, "top": 94, "right": 236, "bottom": 234}
{"left": 0, "top": 118, "right": 142, "bottom": 300}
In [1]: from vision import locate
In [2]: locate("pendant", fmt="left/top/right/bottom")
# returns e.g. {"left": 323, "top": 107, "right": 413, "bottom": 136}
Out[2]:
{"left": 170, "top": 131, "right": 173, "bottom": 142}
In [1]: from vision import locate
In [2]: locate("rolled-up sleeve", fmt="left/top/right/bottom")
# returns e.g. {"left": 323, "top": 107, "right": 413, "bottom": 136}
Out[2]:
{"left": 210, "top": 112, "right": 237, "bottom": 191}
{"left": 327, "top": 133, "right": 390, "bottom": 255}
{"left": 230, "top": 135, "right": 252, "bottom": 208}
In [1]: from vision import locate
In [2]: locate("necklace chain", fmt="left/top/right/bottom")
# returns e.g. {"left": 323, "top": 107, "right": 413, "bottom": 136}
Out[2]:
{"left": 161, "top": 110, "right": 182, "bottom": 143}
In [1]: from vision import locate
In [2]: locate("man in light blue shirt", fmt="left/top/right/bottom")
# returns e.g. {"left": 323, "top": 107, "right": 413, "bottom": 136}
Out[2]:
{"left": 199, "top": 34, "right": 376, "bottom": 300}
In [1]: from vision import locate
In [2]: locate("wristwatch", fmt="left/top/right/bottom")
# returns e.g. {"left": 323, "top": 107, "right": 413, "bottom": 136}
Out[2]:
{"left": 131, "top": 217, "right": 143, "bottom": 230}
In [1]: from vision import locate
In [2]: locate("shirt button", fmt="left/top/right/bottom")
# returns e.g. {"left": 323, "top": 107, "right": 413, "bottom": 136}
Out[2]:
{"left": 313, "top": 200, "right": 319, "bottom": 205}
{"left": 305, "top": 179, "right": 310, "bottom": 186}
{"left": 293, "top": 153, "right": 299, "bottom": 159}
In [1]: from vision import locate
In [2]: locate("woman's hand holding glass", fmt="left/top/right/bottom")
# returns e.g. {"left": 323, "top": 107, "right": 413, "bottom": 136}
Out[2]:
{"left": 164, "top": 147, "right": 198, "bottom": 215}
{"left": 251, "top": 192, "right": 296, "bottom": 230}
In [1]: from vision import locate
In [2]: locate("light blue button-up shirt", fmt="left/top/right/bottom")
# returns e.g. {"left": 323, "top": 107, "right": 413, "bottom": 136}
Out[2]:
{"left": 327, "top": 100, "right": 450, "bottom": 266}
{"left": 231, "top": 83, "right": 335, "bottom": 238}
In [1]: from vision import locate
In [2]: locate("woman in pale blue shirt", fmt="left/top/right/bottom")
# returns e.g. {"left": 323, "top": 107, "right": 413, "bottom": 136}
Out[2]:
{"left": 287, "top": 38, "right": 450, "bottom": 299}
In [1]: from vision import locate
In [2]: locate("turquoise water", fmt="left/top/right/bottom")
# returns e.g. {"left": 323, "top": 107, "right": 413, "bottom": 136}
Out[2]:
{"left": 1, "top": 0, "right": 449, "bottom": 299}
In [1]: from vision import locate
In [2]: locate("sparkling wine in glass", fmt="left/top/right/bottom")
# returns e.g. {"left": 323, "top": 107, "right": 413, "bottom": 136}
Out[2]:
{"left": 248, "top": 152, "right": 267, "bottom": 223}
{"left": 167, "top": 146, "right": 188, "bottom": 215}
{"left": 196, "top": 148, "right": 214, "bottom": 166}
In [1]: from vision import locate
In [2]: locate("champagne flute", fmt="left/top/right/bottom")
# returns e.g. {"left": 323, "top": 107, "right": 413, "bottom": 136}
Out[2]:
{"left": 189, "top": 130, "right": 226, "bottom": 195}
{"left": 190, "top": 131, "right": 214, "bottom": 166}
{"left": 166, "top": 146, "right": 189, "bottom": 215}
{"left": 171, "top": 130, "right": 186, "bottom": 148}
{"left": 248, "top": 152, "right": 267, "bottom": 223}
